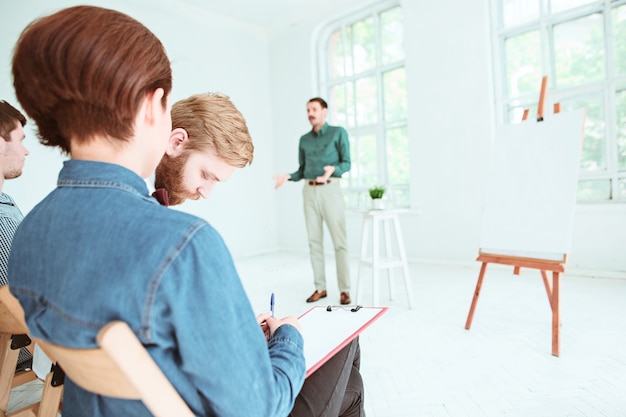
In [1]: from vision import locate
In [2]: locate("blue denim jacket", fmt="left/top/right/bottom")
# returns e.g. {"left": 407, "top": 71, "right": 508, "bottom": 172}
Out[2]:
{"left": 9, "top": 160, "right": 305, "bottom": 417}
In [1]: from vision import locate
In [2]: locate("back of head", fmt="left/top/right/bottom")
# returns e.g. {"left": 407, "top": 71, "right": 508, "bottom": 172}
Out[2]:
{"left": 171, "top": 93, "right": 254, "bottom": 167}
{"left": 12, "top": 6, "right": 172, "bottom": 154}
{"left": 0, "top": 100, "right": 26, "bottom": 142}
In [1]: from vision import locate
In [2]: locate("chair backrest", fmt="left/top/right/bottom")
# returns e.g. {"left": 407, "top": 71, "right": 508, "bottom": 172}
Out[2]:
{"left": 33, "top": 321, "right": 194, "bottom": 417}
{"left": 0, "top": 285, "right": 28, "bottom": 335}
{"left": 0, "top": 285, "right": 63, "bottom": 417}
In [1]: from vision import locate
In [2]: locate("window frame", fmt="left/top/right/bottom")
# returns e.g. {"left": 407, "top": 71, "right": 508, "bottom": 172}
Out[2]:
{"left": 315, "top": 0, "right": 409, "bottom": 209}
{"left": 490, "top": 0, "right": 626, "bottom": 203}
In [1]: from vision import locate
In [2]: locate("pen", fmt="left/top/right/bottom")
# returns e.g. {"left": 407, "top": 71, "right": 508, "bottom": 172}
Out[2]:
{"left": 270, "top": 293, "right": 275, "bottom": 317}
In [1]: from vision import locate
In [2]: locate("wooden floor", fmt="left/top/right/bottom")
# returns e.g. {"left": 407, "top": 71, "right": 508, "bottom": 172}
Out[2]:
{"left": 9, "top": 251, "right": 626, "bottom": 417}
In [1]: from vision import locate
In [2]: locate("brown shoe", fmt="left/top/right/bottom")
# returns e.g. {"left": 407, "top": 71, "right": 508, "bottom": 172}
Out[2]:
{"left": 340, "top": 292, "right": 351, "bottom": 305}
{"left": 306, "top": 290, "right": 327, "bottom": 303}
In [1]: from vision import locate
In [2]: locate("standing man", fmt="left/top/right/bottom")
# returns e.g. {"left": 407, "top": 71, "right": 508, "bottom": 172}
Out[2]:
{"left": 0, "top": 100, "right": 31, "bottom": 371}
{"left": 274, "top": 98, "right": 352, "bottom": 305}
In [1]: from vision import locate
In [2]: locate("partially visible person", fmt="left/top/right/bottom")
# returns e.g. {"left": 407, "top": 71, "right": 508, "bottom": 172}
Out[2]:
{"left": 8, "top": 6, "right": 304, "bottom": 416}
{"left": 153, "top": 92, "right": 254, "bottom": 206}
{"left": 0, "top": 100, "right": 28, "bottom": 286}
{"left": 273, "top": 97, "right": 353, "bottom": 305}
{"left": 154, "top": 92, "right": 365, "bottom": 417}
{"left": 0, "top": 99, "right": 31, "bottom": 371}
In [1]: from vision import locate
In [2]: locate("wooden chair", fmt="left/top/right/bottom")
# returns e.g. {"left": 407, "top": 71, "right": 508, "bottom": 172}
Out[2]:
{"left": 0, "top": 286, "right": 64, "bottom": 417}
{"left": 33, "top": 320, "right": 194, "bottom": 417}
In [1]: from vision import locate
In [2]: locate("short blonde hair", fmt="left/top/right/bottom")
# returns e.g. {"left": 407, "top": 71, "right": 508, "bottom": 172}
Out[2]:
{"left": 171, "top": 93, "right": 253, "bottom": 167}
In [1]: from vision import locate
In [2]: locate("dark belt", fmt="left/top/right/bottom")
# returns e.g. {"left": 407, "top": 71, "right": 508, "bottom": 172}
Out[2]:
{"left": 308, "top": 180, "right": 331, "bottom": 186}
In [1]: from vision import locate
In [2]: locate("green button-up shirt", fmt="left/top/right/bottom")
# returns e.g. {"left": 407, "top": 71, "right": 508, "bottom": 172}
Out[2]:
{"left": 289, "top": 123, "right": 351, "bottom": 181}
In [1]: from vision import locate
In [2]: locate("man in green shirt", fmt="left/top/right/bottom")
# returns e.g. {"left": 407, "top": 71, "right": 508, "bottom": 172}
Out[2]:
{"left": 274, "top": 97, "right": 352, "bottom": 305}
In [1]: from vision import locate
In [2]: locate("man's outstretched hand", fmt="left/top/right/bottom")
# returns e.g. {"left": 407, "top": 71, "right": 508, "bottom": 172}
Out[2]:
{"left": 273, "top": 173, "right": 290, "bottom": 189}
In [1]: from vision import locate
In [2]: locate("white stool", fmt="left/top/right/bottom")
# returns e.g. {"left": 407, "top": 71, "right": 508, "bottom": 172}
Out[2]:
{"left": 356, "top": 209, "right": 414, "bottom": 308}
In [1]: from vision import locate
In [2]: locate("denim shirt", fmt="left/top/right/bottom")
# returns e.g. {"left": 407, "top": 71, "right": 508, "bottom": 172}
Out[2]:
{"left": 9, "top": 160, "right": 305, "bottom": 417}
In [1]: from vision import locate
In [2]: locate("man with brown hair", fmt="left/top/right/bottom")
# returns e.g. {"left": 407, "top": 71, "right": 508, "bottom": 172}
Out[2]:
{"left": 0, "top": 100, "right": 31, "bottom": 371}
{"left": 274, "top": 97, "right": 352, "bottom": 305}
{"left": 8, "top": 6, "right": 305, "bottom": 416}
{"left": 0, "top": 100, "right": 28, "bottom": 289}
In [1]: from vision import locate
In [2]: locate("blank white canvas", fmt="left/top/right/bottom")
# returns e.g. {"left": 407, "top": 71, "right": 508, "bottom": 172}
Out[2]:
{"left": 479, "top": 110, "right": 586, "bottom": 261}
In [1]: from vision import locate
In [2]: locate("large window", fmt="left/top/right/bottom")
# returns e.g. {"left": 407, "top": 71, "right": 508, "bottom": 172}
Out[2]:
{"left": 317, "top": 2, "right": 409, "bottom": 209}
{"left": 493, "top": 0, "right": 626, "bottom": 202}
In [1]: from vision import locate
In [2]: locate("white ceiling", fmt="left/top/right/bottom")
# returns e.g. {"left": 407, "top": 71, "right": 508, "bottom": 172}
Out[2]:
{"left": 177, "top": 0, "right": 368, "bottom": 28}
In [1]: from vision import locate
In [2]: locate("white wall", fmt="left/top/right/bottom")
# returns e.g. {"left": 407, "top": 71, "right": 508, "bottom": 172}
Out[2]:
{"left": 1, "top": 0, "right": 624, "bottom": 275}
{"left": 269, "top": 0, "right": 494, "bottom": 265}
{"left": 0, "top": 0, "right": 278, "bottom": 258}
{"left": 268, "top": 0, "right": 626, "bottom": 276}
{"left": 268, "top": 20, "right": 320, "bottom": 256}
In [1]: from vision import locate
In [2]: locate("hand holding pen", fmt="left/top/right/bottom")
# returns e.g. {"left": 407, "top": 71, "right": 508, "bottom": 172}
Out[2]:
{"left": 256, "top": 293, "right": 301, "bottom": 341}
{"left": 258, "top": 293, "right": 275, "bottom": 341}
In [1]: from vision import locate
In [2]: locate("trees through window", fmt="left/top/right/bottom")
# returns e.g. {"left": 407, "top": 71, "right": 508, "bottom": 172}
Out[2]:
{"left": 318, "top": 2, "right": 409, "bottom": 209}
{"left": 494, "top": 0, "right": 626, "bottom": 202}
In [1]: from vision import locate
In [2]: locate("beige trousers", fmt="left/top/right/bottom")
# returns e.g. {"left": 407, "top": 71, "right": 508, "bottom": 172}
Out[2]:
{"left": 302, "top": 181, "right": 351, "bottom": 293}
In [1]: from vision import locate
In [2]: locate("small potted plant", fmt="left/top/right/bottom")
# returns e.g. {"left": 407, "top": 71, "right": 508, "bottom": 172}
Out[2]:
{"left": 368, "top": 185, "right": 386, "bottom": 210}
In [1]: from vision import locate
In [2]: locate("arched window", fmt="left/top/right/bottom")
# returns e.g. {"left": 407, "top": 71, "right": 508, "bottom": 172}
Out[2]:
{"left": 492, "top": 0, "right": 626, "bottom": 202}
{"left": 317, "top": 2, "right": 409, "bottom": 208}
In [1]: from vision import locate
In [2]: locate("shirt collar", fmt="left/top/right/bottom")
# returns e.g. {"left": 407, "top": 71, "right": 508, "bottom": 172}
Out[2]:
{"left": 0, "top": 193, "right": 15, "bottom": 206}
{"left": 58, "top": 160, "right": 151, "bottom": 199}
{"left": 312, "top": 122, "right": 329, "bottom": 137}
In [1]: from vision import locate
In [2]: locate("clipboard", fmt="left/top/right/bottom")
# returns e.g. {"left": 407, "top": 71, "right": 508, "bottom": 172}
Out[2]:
{"left": 298, "top": 306, "right": 388, "bottom": 377}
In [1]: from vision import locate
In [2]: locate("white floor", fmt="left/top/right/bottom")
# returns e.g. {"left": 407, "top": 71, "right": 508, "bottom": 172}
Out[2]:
{"left": 239, "top": 252, "right": 626, "bottom": 417}
{"left": 9, "top": 251, "right": 626, "bottom": 416}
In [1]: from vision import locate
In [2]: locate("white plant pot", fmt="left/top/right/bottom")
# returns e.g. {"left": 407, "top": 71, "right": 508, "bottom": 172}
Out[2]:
{"left": 371, "top": 198, "right": 383, "bottom": 210}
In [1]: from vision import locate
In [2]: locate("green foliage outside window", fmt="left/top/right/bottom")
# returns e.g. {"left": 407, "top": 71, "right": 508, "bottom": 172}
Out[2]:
{"left": 352, "top": 18, "right": 376, "bottom": 74}
{"left": 381, "top": 8, "right": 404, "bottom": 65}
{"left": 614, "top": 6, "right": 626, "bottom": 76}
{"left": 553, "top": 14, "right": 605, "bottom": 88}
{"left": 355, "top": 76, "right": 377, "bottom": 126}
{"left": 561, "top": 97, "right": 606, "bottom": 172}
{"left": 615, "top": 90, "right": 626, "bottom": 171}
{"left": 322, "top": 3, "right": 409, "bottom": 209}
{"left": 387, "top": 127, "right": 410, "bottom": 185}
{"left": 505, "top": 30, "right": 541, "bottom": 97}
{"left": 496, "top": 0, "right": 626, "bottom": 202}
{"left": 384, "top": 68, "right": 407, "bottom": 123}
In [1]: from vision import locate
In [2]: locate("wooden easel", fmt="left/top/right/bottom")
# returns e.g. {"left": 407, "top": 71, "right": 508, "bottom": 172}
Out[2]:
{"left": 464, "top": 251, "right": 565, "bottom": 356}
{"left": 465, "top": 76, "right": 566, "bottom": 357}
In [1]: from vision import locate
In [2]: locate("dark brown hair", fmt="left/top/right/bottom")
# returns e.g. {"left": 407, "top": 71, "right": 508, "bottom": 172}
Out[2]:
{"left": 0, "top": 100, "right": 26, "bottom": 142}
{"left": 308, "top": 97, "right": 328, "bottom": 109}
{"left": 12, "top": 6, "right": 172, "bottom": 154}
